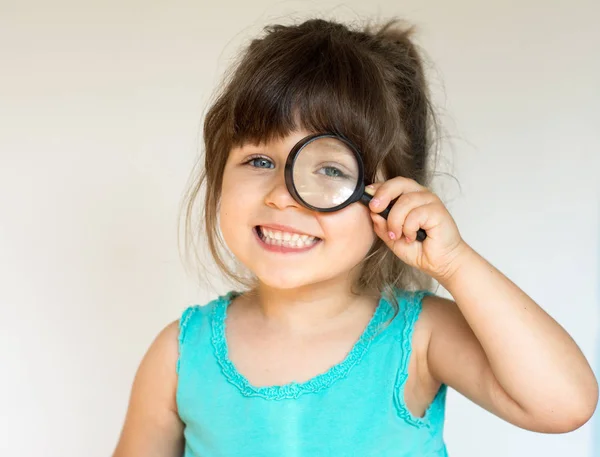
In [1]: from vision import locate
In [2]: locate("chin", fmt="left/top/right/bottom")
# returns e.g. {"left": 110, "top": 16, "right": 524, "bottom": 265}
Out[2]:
{"left": 253, "top": 267, "right": 320, "bottom": 290}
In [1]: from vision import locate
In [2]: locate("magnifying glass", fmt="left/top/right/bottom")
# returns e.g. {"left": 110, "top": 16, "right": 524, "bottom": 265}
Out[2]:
{"left": 284, "top": 133, "right": 427, "bottom": 242}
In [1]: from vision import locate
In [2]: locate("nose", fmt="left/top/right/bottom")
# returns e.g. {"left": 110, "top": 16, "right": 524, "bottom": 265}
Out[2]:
{"left": 264, "top": 171, "right": 300, "bottom": 211}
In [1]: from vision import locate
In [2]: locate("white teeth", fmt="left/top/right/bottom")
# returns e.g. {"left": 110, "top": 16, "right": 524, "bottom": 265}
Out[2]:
{"left": 258, "top": 227, "right": 318, "bottom": 248}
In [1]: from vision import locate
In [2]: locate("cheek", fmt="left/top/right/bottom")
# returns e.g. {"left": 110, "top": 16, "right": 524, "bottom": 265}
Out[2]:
{"left": 219, "top": 170, "right": 257, "bottom": 241}
{"left": 318, "top": 203, "right": 376, "bottom": 255}
{"left": 220, "top": 169, "right": 258, "bottom": 216}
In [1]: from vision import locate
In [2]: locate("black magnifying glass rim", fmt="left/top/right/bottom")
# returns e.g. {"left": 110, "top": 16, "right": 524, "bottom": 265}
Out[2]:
{"left": 284, "top": 132, "right": 366, "bottom": 213}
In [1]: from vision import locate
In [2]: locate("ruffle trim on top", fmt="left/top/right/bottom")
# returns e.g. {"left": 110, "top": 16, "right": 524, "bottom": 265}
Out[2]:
{"left": 211, "top": 291, "right": 389, "bottom": 400}
{"left": 393, "top": 290, "right": 446, "bottom": 429}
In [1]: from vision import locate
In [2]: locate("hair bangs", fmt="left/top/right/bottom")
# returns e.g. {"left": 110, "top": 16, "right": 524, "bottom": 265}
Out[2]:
{"left": 228, "top": 28, "right": 395, "bottom": 170}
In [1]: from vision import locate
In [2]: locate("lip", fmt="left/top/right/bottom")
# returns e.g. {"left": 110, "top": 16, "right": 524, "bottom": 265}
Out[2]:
{"left": 256, "top": 223, "right": 320, "bottom": 238}
{"left": 253, "top": 227, "right": 322, "bottom": 254}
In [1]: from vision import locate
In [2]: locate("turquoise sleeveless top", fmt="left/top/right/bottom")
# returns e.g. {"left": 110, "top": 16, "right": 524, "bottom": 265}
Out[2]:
{"left": 176, "top": 289, "right": 448, "bottom": 456}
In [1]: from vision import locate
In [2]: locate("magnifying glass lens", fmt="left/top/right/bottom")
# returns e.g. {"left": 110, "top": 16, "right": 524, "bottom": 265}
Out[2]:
{"left": 292, "top": 137, "right": 360, "bottom": 209}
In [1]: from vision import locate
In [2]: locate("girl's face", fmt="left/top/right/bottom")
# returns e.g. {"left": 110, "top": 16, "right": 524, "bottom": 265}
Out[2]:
{"left": 220, "top": 129, "right": 377, "bottom": 290}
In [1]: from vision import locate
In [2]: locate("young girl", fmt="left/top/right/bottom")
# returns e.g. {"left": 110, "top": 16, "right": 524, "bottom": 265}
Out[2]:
{"left": 112, "top": 17, "right": 598, "bottom": 456}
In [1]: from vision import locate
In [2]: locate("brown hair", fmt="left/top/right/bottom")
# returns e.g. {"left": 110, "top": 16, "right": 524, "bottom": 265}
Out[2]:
{"left": 179, "top": 17, "right": 438, "bottom": 312}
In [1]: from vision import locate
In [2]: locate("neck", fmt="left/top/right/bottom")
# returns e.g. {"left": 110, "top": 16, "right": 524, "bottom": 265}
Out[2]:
{"left": 244, "top": 274, "right": 378, "bottom": 334}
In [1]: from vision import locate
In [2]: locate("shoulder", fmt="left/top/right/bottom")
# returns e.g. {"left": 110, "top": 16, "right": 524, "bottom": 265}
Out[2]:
{"left": 386, "top": 289, "right": 440, "bottom": 364}
{"left": 176, "top": 304, "right": 210, "bottom": 363}
{"left": 394, "top": 290, "right": 461, "bottom": 370}
{"left": 112, "top": 320, "right": 184, "bottom": 454}
{"left": 128, "top": 319, "right": 181, "bottom": 414}
{"left": 143, "top": 297, "right": 223, "bottom": 381}
{"left": 143, "top": 297, "right": 226, "bottom": 382}
{"left": 419, "top": 293, "right": 463, "bottom": 335}
{"left": 178, "top": 292, "right": 236, "bottom": 335}
{"left": 389, "top": 289, "right": 440, "bottom": 333}
{"left": 141, "top": 319, "right": 181, "bottom": 381}
{"left": 413, "top": 292, "right": 473, "bottom": 390}
{"left": 159, "top": 319, "right": 181, "bottom": 346}
{"left": 176, "top": 292, "right": 240, "bottom": 369}
{"left": 389, "top": 290, "right": 450, "bottom": 423}
{"left": 412, "top": 292, "right": 462, "bottom": 348}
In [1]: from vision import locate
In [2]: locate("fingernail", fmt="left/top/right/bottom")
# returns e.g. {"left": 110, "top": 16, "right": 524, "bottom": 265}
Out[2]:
{"left": 366, "top": 184, "right": 374, "bottom": 189}
{"left": 388, "top": 231, "right": 396, "bottom": 240}
{"left": 371, "top": 198, "right": 380, "bottom": 208}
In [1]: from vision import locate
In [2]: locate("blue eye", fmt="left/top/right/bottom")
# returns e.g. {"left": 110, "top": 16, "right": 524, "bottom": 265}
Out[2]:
{"left": 324, "top": 167, "right": 342, "bottom": 178}
{"left": 246, "top": 157, "right": 274, "bottom": 169}
{"left": 317, "top": 166, "right": 348, "bottom": 179}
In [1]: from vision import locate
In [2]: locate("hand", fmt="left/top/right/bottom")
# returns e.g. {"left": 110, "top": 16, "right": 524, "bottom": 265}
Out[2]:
{"left": 367, "top": 177, "right": 468, "bottom": 281}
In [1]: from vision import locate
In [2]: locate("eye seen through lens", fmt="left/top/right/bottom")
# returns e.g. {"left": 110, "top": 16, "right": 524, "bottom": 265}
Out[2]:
{"left": 292, "top": 137, "right": 361, "bottom": 209}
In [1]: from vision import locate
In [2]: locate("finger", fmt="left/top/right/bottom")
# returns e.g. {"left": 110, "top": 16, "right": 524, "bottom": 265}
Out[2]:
{"left": 370, "top": 212, "right": 390, "bottom": 241}
{"left": 364, "top": 182, "right": 384, "bottom": 197}
{"left": 371, "top": 212, "right": 403, "bottom": 247}
{"left": 387, "top": 192, "right": 437, "bottom": 239}
{"left": 368, "top": 177, "right": 427, "bottom": 214}
{"left": 402, "top": 203, "right": 437, "bottom": 242}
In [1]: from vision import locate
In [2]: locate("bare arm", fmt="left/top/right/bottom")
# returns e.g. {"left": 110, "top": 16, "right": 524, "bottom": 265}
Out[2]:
{"left": 366, "top": 176, "right": 598, "bottom": 432}
{"left": 426, "top": 244, "right": 598, "bottom": 433}
{"left": 112, "top": 320, "right": 184, "bottom": 457}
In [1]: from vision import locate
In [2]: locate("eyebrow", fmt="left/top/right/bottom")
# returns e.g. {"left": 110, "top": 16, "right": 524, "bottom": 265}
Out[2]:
{"left": 233, "top": 143, "right": 284, "bottom": 156}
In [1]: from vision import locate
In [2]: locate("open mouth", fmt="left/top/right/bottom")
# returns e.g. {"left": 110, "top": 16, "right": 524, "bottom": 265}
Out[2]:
{"left": 254, "top": 226, "right": 322, "bottom": 250}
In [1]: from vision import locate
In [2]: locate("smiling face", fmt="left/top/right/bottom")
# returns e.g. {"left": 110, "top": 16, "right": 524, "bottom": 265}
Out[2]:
{"left": 219, "top": 129, "right": 377, "bottom": 290}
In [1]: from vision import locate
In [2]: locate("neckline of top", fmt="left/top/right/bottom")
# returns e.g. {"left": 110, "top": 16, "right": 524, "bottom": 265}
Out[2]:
{"left": 210, "top": 290, "right": 393, "bottom": 400}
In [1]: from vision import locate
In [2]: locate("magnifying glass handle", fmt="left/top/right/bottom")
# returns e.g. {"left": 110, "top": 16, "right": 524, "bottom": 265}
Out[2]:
{"left": 361, "top": 191, "right": 427, "bottom": 242}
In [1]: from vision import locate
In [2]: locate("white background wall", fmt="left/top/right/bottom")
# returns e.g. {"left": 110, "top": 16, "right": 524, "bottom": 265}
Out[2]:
{"left": 1, "top": 1, "right": 598, "bottom": 456}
